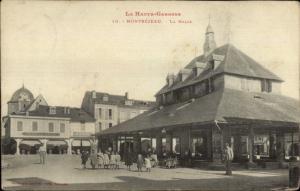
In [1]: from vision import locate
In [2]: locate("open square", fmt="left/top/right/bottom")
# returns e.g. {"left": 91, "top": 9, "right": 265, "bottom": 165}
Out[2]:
{"left": 2, "top": 155, "right": 290, "bottom": 190}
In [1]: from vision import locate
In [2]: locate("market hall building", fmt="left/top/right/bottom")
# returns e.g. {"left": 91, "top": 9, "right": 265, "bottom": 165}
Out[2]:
{"left": 99, "top": 24, "right": 300, "bottom": 168}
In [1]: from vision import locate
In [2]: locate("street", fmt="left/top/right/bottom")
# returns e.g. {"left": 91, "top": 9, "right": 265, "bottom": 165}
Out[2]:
{"left": 2, "top": 155, "right": 289, "bottom": 190}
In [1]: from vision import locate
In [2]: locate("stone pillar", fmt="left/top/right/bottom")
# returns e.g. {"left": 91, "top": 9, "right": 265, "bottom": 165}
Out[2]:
{"left": 156, "top": 134, "right": 162, "bottom": 157}
{"left": 95, "top": 139, "right": 99, "bottom": 152}
{"left": 66, "top": 138, "right": 73, "bottom": 155}
{"left": 180, "top": 127, "right": 190, "bottom": 158}
{"left": 222, "top": 126, "right": 231, "bottom": 147}
{"left": 15, "top": 138, "right": 22, "bottom": 155}
{"left": 269, "top": 133, "right": 276, "bottom": 159}
{"left": 247, "top": 126, "right": 256, "bottom": 168}
{"left": 233, "top": 134, "right": 241, "bottom": 161}
{"left": 212, "top": 125, "right": 222, "bottom": 163}
{"left": 206, "top": 128, "right": 212, "bottom": 161}
{"left": 133, "top": 134, "right": 141, "bottom": 154}
{"left": 90, "top": 139, "right": 97, "bottom": 153}
{"left": 166, "top": 134, "right": 172, "bottom": 153}
{"left": 276, "top": 130, "right": 285, "bottom": 163}
{"left": 112, "top": 136, "right": 118, "bottom": 152}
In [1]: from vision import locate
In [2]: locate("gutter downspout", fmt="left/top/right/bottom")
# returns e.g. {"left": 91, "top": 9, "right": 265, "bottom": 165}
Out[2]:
{"left": 214, "top": 120, "right": 227, "bottom": 161}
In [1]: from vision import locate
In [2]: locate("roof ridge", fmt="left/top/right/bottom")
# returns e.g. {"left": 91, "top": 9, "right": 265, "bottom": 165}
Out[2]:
{"left": 223, "top": 44, "right": 232, "bottom": 67}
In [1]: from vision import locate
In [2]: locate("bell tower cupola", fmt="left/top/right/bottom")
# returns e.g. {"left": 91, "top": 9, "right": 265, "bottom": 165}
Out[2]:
{"left": 203, "top": 20, "right": 216, "bottom": 57}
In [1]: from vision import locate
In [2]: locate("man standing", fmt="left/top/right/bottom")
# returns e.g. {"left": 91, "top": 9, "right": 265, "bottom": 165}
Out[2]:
{"left": 39, "top": 143, "right": 46, "bottom": 164}
{"left": 224, "top": 143, "right": 234, "bottom": 175}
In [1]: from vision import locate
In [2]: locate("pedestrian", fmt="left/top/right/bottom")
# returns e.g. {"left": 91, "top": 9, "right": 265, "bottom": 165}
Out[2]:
{"left": 97, "top": 151, "right": 104, "bottom": 168}
{"left": 145, "top": 155, "right": 151, "bottom": 172}
{"left": 81, "top": 150, "right": 89, "bottom": 169}
{"left": 38, "top": 143, "right": 46, "bottom": 165}
{"left": 115, "top": 152, "right": 121, "bottom": 169}
{"left": 224, "top": 142, "right": 234, "bottom": 175}
{"left": 137, "top": 154, "right": 144, "bottom": 172}
{"left": 110, "top": 151, "right": 116, "bottom": 170}
{"left": 125, "top": 151, "right": 133, "bottom": 171}
{"left": 90, "top": 150, "right": 98, "bottom": 169}
{"left": 103, "top": 151, "right": 110, "bottom": 169}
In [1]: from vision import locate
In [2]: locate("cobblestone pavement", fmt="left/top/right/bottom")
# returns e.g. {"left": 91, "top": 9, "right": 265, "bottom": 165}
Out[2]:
{"left": 1, "top": 155, "right": 290, "bottom": 190}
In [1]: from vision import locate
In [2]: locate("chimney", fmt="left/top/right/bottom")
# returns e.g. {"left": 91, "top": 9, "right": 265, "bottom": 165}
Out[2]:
{"left": 179, "top": 69, "right": 191, "bottom": 81}
{"left": 125, "top": 92, "right": 129, "bottom": 100}
{"left": 92, "top": 90, "right": 96, "bottom": 99}
{"left": 166, "top": 73, "right": 175, "bottom": 87}
{"left": 193, "top": 62, "right": 206, "bottom": 76}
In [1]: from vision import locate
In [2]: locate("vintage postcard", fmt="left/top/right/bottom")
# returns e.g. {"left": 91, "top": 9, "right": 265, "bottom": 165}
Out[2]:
{"left": 1, "top": 0, "right": 300, "bottom": 190}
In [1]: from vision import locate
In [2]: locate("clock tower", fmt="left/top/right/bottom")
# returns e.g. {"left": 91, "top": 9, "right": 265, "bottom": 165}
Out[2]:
{"left": 7, "top": 85, "right": 34, "bottom": 114}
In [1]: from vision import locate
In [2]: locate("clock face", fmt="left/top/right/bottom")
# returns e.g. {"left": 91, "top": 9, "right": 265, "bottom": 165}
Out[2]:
{"left": 19, "top": 92, "right": 29, "bottom": 100}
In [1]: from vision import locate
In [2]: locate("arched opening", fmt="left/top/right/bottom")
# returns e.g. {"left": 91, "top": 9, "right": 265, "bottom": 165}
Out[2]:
{"left": 46, "top": 140, "right": 68, "bottom": 154}
{"left": 19, "top": 140, "right": 41, "bottom": 154}
{"left": 71, "top": 139, "right": 91, "bottom": 154}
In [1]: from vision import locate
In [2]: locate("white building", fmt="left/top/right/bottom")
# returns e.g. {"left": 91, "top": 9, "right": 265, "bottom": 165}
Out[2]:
{"left": 81, "top": 91, "right": 155, "bottom": 133}
{"left": 3, "top": 86, "right": 96, "bottom": 155}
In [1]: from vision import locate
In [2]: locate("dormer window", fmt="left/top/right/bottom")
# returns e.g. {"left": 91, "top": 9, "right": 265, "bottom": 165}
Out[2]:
{"left": 166, "top": 73, "right": 175, "bottom": 87}
{"left": 261, "top": 79, "right": 272, "bottom": 93}
{"left": 212, "top": 54, "right": 225, "bottom": 70}
{"left": 193, "top": 62, "right": 206, "bottom": 77}
{"left": 103, "top": 95, "right": 109, "bottom": 102}
{"left": 125, "top": 100, "right": 133, "bottom": 106}
{"left": 49, "top": 106, "right": 56, "bottom": 114}
{"left": 179, "top": 69, "right": 191, "bottom": 81}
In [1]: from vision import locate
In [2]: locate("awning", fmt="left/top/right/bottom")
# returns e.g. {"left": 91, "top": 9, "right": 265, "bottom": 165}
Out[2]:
{"left": 20, "top": 140, "right": 41, "bottom": 146}
{"left": 72, "top": 140, "right": 91, "bottom": 147}
{"left": 47, "top": 140, "right": 67, "bottom": 146}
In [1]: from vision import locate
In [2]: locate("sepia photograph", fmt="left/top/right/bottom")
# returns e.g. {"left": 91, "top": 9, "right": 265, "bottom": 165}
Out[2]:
{"left": 1, "top": 1, "right": 300, "bottom": 190}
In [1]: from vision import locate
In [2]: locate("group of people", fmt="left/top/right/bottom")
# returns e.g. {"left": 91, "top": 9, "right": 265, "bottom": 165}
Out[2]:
{"left": 51, "top": 143, "right": 234, "bottom": 176}
{"left": 80, "top": 148, "right": 159, "bottom": 173}
{"left": 81, "top": 150, "right": 122, "bottom": 170}
{"left": 136, "top": 154, "right": 154, "bottom": 172}
{"left": 124, "top": 151, "right": 158, "bottom": 172}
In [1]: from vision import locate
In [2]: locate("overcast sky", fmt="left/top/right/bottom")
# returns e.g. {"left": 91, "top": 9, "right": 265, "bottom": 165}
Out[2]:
{"left": 1, "top": 1, "right": 299, "bottom": 117}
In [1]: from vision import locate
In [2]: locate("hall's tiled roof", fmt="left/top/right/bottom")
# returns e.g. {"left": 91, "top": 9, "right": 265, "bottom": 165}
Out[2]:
{"left": 100, "top": 88, "right": 300, "bottom": 135}
{"left": 156, "top": 44, "right": 283, "bottom": 96}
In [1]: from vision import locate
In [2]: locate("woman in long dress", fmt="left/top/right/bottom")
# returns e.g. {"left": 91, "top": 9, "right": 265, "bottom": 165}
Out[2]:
{"left": 136, "top": 154, "right": 144, "bottom": 172}
{"left": 103, "top": 152, "right": 110, "bottom": 169}
{"left": 125, "top": 151, "right": 133, "bottom": 171}
{"left": 145, "top": 156, "right": 152, "bottom": 172}
{"left": 97, "top": 151, "right": 104, "bottom": 168}
{"left": 110, "top": 152, "right": 116, "bottom": 170}
{"left": 115, "top": 152, "right": 121, "bottom": 169}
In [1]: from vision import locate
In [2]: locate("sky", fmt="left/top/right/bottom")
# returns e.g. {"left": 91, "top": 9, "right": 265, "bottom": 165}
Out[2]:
{"left": 1, "top": 1, "right": 299, "bottom": 117}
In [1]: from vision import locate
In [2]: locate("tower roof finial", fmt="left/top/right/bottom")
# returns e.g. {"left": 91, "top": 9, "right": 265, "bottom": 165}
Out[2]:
{"left": 206, "top": 14, "right": 214, "bottom": 34}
